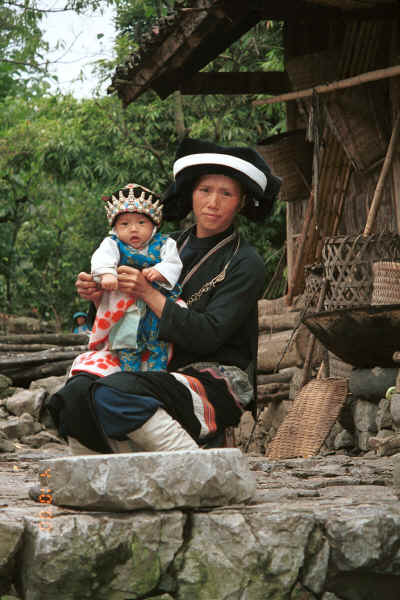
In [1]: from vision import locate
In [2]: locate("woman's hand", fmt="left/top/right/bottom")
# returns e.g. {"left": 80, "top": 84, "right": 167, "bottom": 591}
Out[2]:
{"left": 117, "top": 266, "right": 152, "bottom": 297}
{"left": 117, "top": 265, "right": 166, "bottom": 318}
{"left": 75, "top": 272, "right": 103, "bottom": 306}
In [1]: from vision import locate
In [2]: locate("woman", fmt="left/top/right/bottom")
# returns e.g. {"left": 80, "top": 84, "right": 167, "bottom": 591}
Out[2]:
{"left": 49, "top": 137, "right": 281, "bottom": 454}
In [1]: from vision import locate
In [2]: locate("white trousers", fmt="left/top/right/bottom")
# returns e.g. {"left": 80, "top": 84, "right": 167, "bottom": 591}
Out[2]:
{"left": 68, "top": 408, "right": 198, "bottom": 455}
{"left": 127, "top": 408, "right": 198, "bottom": 452}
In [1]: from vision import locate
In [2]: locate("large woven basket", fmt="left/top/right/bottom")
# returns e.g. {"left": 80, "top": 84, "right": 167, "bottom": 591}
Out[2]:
{"left": 256, "top": 130, "right": 313, "bottom": 203}
{"left": 322, "top": 232, "right": 400, "bottom": 310}
{"left": 303, "top": 263, "right": 324, "bottom": 312}
{"left": 266, "top": 378, "right": 348, "bottom": 459}
{"left": 371, "top": 261, "right": 400, "bottom": 305}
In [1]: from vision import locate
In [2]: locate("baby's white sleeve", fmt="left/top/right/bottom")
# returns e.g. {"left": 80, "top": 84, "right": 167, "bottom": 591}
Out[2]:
{"left": 154, "top": 237, "right": 183, "bottom": 289}
{"left": 91, "top": 237, "right": 120, "bottom": 281}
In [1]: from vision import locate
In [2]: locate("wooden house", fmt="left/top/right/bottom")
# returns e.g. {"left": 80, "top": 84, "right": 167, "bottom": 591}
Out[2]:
{"left": 109, "top": 0, "right": 400, "bottom": 301}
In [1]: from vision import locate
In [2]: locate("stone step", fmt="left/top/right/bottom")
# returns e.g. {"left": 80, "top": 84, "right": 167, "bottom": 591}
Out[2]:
{"left": 37, "top": 448, "right": 256, "bottom": 511}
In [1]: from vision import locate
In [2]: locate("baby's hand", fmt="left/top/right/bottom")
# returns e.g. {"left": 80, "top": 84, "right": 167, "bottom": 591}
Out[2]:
{"left": 142, "top": 267, "right": 168, "bottom": 284}
{"left": 101, "top": 273, "right": 118, "bottom": 290}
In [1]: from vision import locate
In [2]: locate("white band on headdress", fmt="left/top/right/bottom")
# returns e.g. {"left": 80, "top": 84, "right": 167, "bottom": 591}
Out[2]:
{"left": 173, "top": 153, "right": 267, "bottom": 191}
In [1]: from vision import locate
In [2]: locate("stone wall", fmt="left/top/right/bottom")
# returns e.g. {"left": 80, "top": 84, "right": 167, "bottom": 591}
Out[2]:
{"left": 2, "top": 448, "right": 400, "bottom": 600}
{"left": 236, "top": 298, "right": 400, "bottom": 458}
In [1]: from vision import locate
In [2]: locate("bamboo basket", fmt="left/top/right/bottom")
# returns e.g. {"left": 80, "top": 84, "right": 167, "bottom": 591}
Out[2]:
{"left": 286, "top": 50, "right": 338, "bottom": 97}
{"left": 303, "top": 263, "right": 324, "bottom": 312}
{"left": 266, "top": 378, "right": 348, "bottom": 459}
{"left": 256, "top": 130, "right": 313, "bottom": 202}
{"left": 325, "top": 83, "right": 389, "bottom": 171}
{"left": 322, "top": 232, "right": 400, "bottom": 310}
{"left": 371, "top": 261, "right": 400, "bottom": 305}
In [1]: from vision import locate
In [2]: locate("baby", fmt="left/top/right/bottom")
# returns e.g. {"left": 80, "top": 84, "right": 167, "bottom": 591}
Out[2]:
{"left": 72, "top": 183, "right": 183, "bottom": 376}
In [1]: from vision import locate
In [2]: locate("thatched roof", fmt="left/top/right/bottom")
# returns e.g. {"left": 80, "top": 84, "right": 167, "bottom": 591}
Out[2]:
{"left": 108, "top": 0, "right": 399, "bottom": 106}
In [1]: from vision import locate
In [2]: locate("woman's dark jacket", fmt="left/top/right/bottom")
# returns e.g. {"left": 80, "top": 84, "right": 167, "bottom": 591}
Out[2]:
{"left": 163, "top": 227, "right": 266, "bottom": 397}
{"left": 49, "top": 226, "right": 266, "bottom": 451}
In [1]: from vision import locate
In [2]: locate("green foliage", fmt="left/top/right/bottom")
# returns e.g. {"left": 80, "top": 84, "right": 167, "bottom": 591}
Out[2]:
{"left": 0, "top": 1, "right": 53, "bottom": 99}
{"left": 0, "top": 1, "right": 287, "bottom": 327}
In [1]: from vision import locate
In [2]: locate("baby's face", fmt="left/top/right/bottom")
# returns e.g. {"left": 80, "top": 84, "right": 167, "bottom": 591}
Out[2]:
{"left": 114, "top": 212, "right": 154, "bottom": 249}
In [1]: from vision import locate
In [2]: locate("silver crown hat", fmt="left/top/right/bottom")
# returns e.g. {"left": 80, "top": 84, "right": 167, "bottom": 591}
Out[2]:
{"left": 103, "top": 183, "right": 163, "bottom": 227}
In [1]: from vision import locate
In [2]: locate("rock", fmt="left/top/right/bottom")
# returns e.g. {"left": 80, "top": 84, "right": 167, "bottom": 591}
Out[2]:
{"left": 356, "top": 431, "right": 374, "bottom": 452}
{"left": 177, "top": 509, "right": 316, "bottom": 598}
{"left": 0, "top": 374, "right": 12, "bottom": 393}
{"left": 0, "top": 519, "right": 24, "bottom": 595}
{"left": 20, "top": 430, "right": 64, "bottom": 449}
{"left": 353, "top": 398, "right": 378, "bottom": 433}
{"left": 0, "top": 431, "right": 15, "bottom": 453}
{"left": 334, "top": 429, "right": 354, "bottom": 450}
{"left": 0, "top": 375, "right": 18, "bottom": 401}
{"left": 29, "top": 375, "right": 66, "bottom": 396}
{"left": 390, "top": 393, "right": 400, "bottom": 429}
{"left": 20, "top": 511, "right": 186, "bottom": 600}
{"left": 376, "top": 397, "right": 393, "bottom": 430}
{"left": 324, "top": 422, "right": 343, "bottom": 450}
{"left": 392, "top": 455, "right": 400, "bottom": 498}
{"left": 5, "top": 389, "right": 46, "bottom": 419}
{"left": 37, "top": 449, "right": 256, "bottom": 511}
{"left": 369, "top": 433, "right": 400, "bottom": 457}
{"left": 0, "top": 413, "right": 38, "bottom": 440}
{"left": 349, "top": 368, "right": 398, "bottom": 403}
{"left": 376, "top": 429, "right": 396, "bottom": 440}
{"left": 4, "top": 449, "right": 400, "bottom": 599}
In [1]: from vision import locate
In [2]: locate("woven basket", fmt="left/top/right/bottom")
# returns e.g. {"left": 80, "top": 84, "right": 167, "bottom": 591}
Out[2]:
{"left": 256, "top": 130, "right": 313, "bottom": 202}
{"left": 266, "top": 378, "right": 348, "bottom": 459}
{"left": 304, "top": 263, "right": 324, "bottom": 312}
{"left": 322, "top": 232, "right": 400, "bottom": 310}
{"left": 286, "top": 50, "right": 338, "bottom": 96}
{"left": 371, "top": 261, "right": 400, "bottom": 305}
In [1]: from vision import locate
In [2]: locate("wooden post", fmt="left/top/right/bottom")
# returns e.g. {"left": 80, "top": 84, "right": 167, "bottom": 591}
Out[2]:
{"left": 300, "top": 279, "right": 327, "bottom": 387}
{"left": 363, "top": 112, "right": 400, "bottom": 236}
{"left": 286, "top": 191, "right": 314, "bottom": 305}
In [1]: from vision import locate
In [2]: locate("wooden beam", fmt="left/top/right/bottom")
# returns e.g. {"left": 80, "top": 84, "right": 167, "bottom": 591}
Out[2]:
{"left": 253, "top": 64, "right": 400, "bottom": 106}
{"left": 248, "top": 0, "right": 400, "bottom": 20}
{"left": 178, "top": 71, "right": 291, "bottom": 95}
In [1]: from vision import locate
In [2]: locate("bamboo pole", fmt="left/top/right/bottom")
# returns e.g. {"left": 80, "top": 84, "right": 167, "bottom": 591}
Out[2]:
{"left": 300, "top": 279, "right": 328, "bottom": 388}
{"left": 286, "top": 192, "right": 314, "bottom": 305}
{"left": 253, "top": 65, "right": 400, "bottom": 106}
{"left": 363, "top": 112, "right": 400, "bottom": 236}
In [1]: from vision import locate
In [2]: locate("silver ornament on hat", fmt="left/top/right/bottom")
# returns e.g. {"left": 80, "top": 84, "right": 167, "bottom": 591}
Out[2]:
{"left": 105, "top": 183, "right": 163, "bottom": 226}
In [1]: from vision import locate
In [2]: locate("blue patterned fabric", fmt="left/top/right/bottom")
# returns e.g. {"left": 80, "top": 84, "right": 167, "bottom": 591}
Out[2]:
{"left": 112, "top": 233, "right": 181, "bottom": 371}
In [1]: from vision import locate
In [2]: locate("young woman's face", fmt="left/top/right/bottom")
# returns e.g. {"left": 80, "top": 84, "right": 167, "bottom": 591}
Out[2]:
{"left": 192, "top": 174, "right": 243, "bottom": 238}
{"left": 114, "top": 212, "right": 154, "bottom": 248}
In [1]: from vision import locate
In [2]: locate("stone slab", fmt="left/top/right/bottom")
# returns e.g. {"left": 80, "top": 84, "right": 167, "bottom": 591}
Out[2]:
{"left": 38, "top": 448, "right": 256, "bottom": 511}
